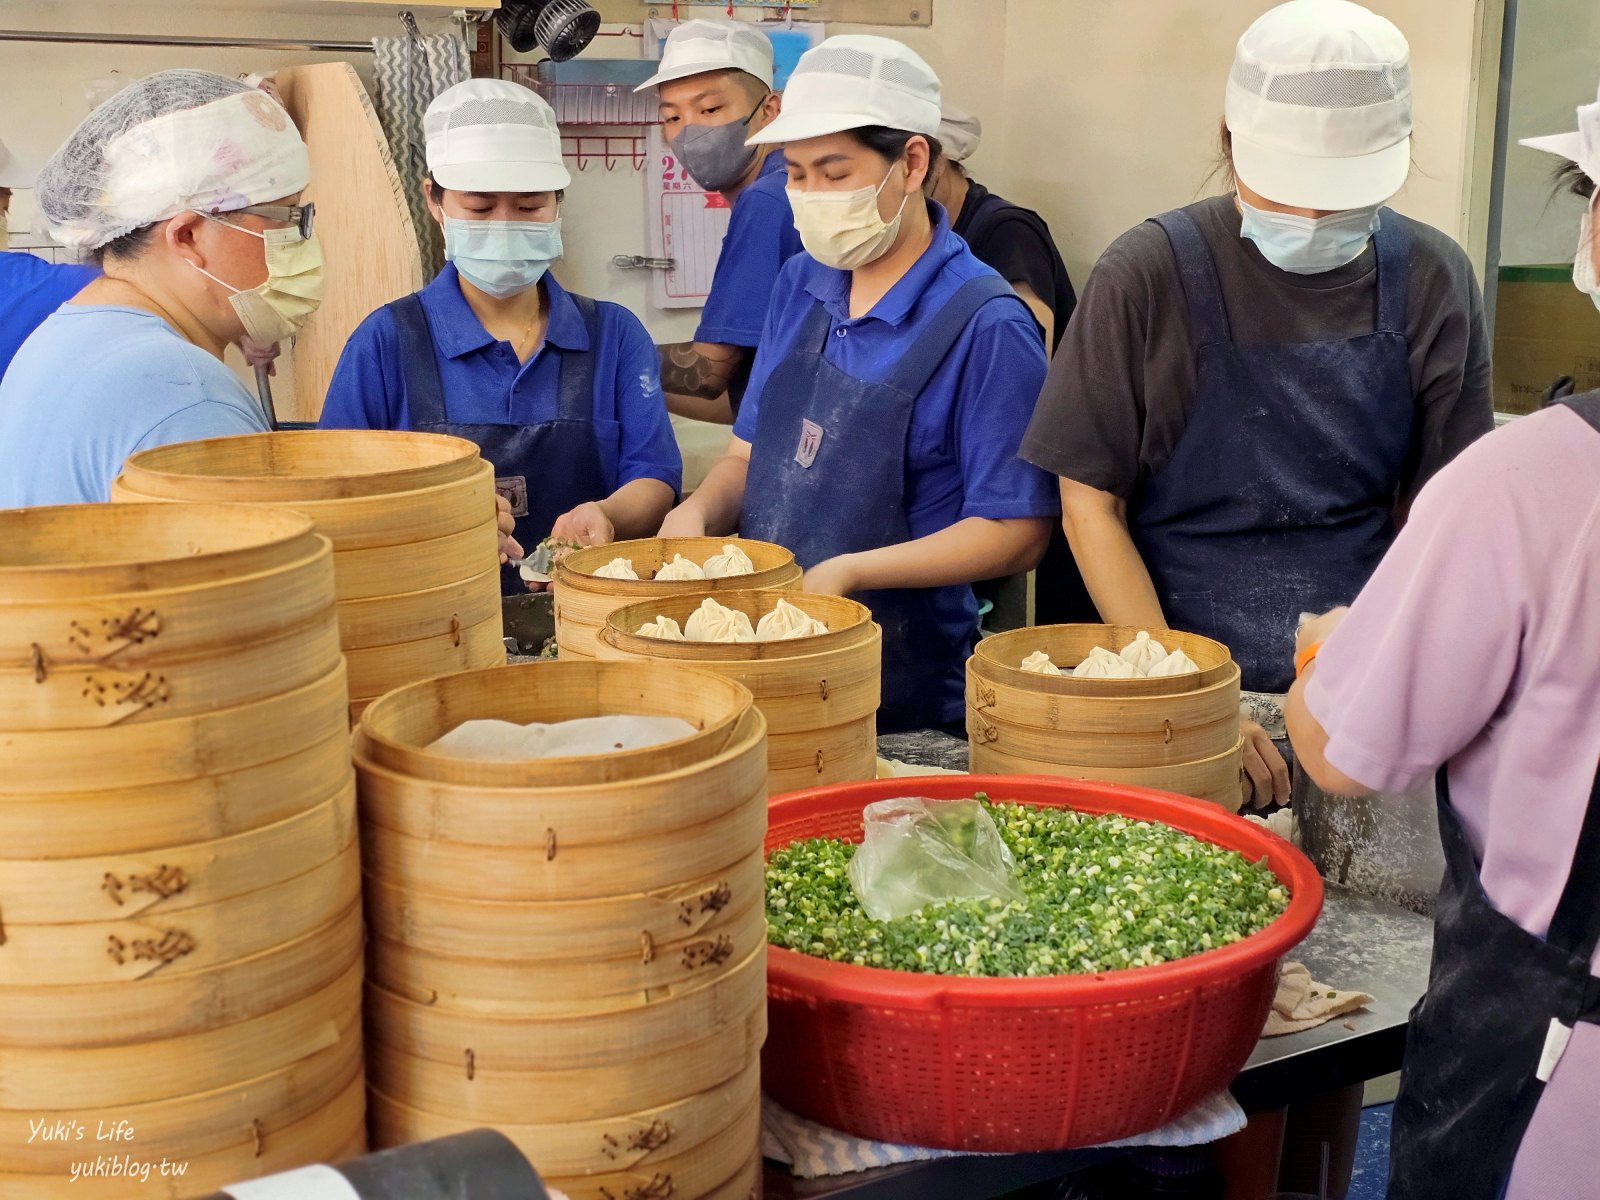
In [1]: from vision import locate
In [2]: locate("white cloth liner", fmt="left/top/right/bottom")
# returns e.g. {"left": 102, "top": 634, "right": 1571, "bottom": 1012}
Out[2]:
{"left": 427, "top": 715, "right": 697, "bottom": 761}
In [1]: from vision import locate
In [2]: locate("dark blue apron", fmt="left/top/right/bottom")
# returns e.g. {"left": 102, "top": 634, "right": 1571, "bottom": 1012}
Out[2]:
{"left": 1388, "top": 391, "right": 1600, "bottom": 1200}
{"left": 387, "top": 291, "right": 606, "bottom": 595}
{"left": 1132, "top": 207, "right": 1415, "bottom": 694}
{"left": 741, "top": 274, "right": 1011, "bottom": 734}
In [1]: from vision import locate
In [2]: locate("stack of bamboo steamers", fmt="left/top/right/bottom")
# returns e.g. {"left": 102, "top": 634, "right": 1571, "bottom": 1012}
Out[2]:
{"left": 111, "top": 430, "right": 507, "bottom": 719}
{"left": 0, "top": 504, "right": 365, "bottom": 1198}
{"left": 356, "top": 661, "right": 768, "bottom": 1200}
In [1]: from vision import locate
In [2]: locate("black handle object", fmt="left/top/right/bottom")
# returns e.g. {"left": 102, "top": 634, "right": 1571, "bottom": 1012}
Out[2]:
{"left": 202, "top": 1130, "right": 550, "bottom": 1200}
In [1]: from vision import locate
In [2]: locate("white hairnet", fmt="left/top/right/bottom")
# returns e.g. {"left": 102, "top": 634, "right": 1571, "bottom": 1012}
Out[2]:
{"left": 938, "top": 106, "right": 982, "bottom": 164}
{"left": 37, "top": 69, "right": 310, "bottom": 251}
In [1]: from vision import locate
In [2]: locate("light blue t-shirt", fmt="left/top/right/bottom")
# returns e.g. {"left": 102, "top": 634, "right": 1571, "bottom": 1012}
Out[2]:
{"left": 0, "top": 305, "right": 268, "bottom": 507}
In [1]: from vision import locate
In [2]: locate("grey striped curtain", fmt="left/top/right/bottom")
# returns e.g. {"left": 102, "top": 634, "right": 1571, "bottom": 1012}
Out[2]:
{"left": 371, "top": 31, "right": 471, "bottom": 277}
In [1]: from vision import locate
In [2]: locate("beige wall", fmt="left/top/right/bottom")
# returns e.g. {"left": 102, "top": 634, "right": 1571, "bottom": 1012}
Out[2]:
{"left": 2, "top": 0, "right": 1490, "bottom": 344}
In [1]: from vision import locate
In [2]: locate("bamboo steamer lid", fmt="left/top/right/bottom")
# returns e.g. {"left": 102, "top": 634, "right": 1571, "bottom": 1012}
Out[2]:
{"left": 0, "top": 841, "right": 360, "bottom": 987}
{"left": 328, "top": 520, "right": 499, "bottom": 602}
{"left": 0, "top": 959, "right": 362, "bottom": 1111}
{"left": 362, "top": 851, "right": 762, "bottom": 965}
{"left": 366, "top": 1000, "right": 765, "bottom": 1126}
{"left": 553, "top": 537, "right": 802, "bottom": 659}
{"left": 598, "top": 591, "right": 880, "bottom": 792}
{"left": 366, "top": 943, "right": 764, "bottom": 1072}
{"left": 355, "top": 660, "right": 754, "bottom": 789}
{"left": 367, "top": 1056, "right": 759, "bottom": 1180}
{"left": 0, "top": 663, "right": 350, "bottom": 796}
{"left": 0, "top": 534, "right": 334, "bottom": 673}
{"left": 0, "top": 610, "right": 343, "bottom": 733}
{"left": 116, "top": 429, "right": 482, "bottom": 503}
{"left": 353, "top": 709, "right": 767, "bottom": 849}
{"left": 0, "top": 731, "right": 352, "bottom": 859}
{"left": 359, "top": 781, "right": 766, "bottom": 903}
{"left": 1, "top": 902, "right": 362, "bottom": 1050}
{"left": 0, "top": 1016, "right": 362, "bottom": 1169}
{"left": 0, "top": 784, "right": 355, "bottom": 925}
{"left": 0, "top": 503, "right": 323, "bottom": 602}
{"left": 0, "top": 1071, "right": 366, "bottom": 1199}
{"left": 539, "top": 1101, "right": 760, "bottom": 1200}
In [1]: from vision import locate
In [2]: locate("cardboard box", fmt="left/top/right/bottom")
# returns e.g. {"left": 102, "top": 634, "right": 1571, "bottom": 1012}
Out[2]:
{"left": 1493, "top": 265, "right": 1600, "bottom": 415}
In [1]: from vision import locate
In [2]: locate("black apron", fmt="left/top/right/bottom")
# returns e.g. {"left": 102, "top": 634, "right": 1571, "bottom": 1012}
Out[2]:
{"left": 741, "top": 275, "right": 1011, "bottom": 734}
{"left": 387, "top": 292, "right": 607, "bottom": 595}
{"left": 1388, "top": 390, "right": 1600, "bottom": 1199}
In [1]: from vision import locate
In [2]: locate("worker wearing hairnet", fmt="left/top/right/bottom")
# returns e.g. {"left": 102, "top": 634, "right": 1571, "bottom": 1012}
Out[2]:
{"left": 0, "top": 70, "right": 323, "bottom": 507}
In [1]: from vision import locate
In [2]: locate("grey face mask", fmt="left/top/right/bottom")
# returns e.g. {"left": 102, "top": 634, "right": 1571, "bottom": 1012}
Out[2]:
{"left": 673, "top": 100, "right": 764, "bottom": 193}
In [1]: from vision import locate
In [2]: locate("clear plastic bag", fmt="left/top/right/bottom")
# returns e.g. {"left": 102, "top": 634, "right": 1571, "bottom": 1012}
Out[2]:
{"left": 846, "top": 797, "right": 1024, "bottom": 921}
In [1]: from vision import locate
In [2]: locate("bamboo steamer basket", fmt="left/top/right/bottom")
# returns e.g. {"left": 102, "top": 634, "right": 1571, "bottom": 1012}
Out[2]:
{"left": 0, "top": 784, "right": 356, "bottom": 925}
{"left": 355, "top": 660, "right": 754, "bottom": 790}
{"left": 968, "top": 625, "right": 1245, "bottom": 811}
{"left": 2, "top": 902, "right": 362, "bottom": 1049}
{"left": 0, "top": 958, "right": 362, "bottom": 1111}
{"left": 362, "top": 851, "right": 762, "bottom": 964}
{"left": 0, "top": 730, "right": 352, "bottom": 859}
{"left": 0, "top": 840, "right": 360, "bottom": 987}
{"left": 368, "top": 1056, "right": 759, "bottom": 1179}
{"left": 0, "top": 1072, "right": 366, "bottom": 1200}
{"left": 0, "top": 663, "right": 350, "bottom": 796}
{"left": 542, "top": 1102, "right": 760, "bottom": 1200}
{"left": 553, "top": 536, "right": 802, "bottom": 659}
{"left": 367, "top": 1000, "right": 766, "bottom": 1126}
{"left": 367, "top": 944, "right": 764, "bottom": 1072}
{"left": 597, "top": 591, "right": 879, "bottom": 794}
{"left": 354, "top": 711, "right": 767, "bottom": 849}
{"left": 0, "top": 1013, "right": 363, "bottom": 1168}
{"left": 111, "top": 430, "right": 507, "bottom": 709}
{"left": 706, "top": 1152, "right": 762, "bottom": 1200}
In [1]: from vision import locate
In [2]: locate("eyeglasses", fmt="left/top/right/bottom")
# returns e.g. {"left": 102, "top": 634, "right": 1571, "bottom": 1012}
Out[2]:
{"left": 227, "top": 202, "right": 316, "bottom": 240}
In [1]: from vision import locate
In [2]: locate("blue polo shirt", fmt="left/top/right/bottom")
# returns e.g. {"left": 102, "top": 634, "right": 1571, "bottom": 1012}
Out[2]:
{"left": 734, "top": 205, "right": 1057, "bottom": 718}
{"left": 320, "top": 266, "right": 681, "bottom": 496}
{"left": 735, "top": 204, "right": 1057, "bottom": 530}
{"left": 0, "top": 253, "right": 99, "bottom": 380}
{"left": 695, "top": 150, "right": 804, "bottom": 350}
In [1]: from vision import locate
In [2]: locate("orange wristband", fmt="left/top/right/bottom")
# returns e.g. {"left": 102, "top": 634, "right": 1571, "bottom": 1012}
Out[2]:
{"left": 1294, "top": 642, "right": 1323, "bottom": 680}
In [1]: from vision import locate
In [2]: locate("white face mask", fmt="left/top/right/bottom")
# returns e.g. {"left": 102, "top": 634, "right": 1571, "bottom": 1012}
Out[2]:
{"left": 787, "top": 164, "right": 911, "bottom": 272}
{"left": 1574, "top": 194, "right": 1600, "bottom": 313}
{"left": 189, "top": 217, "right": 325, "bottom": 344}
{"left": 1238, "top": 197, "right": 1382, "bottom": 275}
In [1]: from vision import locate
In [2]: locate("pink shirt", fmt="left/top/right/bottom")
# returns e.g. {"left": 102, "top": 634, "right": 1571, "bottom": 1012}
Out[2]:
{"left": 1306, "top": 403, "right": 1600, "bottom": 1197}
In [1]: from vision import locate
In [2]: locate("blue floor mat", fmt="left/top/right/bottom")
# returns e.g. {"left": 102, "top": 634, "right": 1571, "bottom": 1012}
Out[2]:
{"left": 1348, "top": 1103, "right": 1393, "bottom": 1200}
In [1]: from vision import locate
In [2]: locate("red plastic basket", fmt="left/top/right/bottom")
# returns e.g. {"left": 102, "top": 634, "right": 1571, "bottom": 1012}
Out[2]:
{"left": 763, "top": 775, "right": 1323, "bottom": 1152}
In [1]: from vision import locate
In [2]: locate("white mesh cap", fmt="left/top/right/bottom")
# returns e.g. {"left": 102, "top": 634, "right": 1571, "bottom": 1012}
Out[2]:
{"left": 36, "top": 70, "right": 309, "bottom": 251}
{"left": 749, "top": 35, "right": 940, "bottom": 146}
{"left": 1521, "top": 84, "right": 1600, "bottom": 187}
{"left": 939, "top": 105, "right": 982, "bottom": 164}
{"left": 635, "top": 19, "right": 774, "bottom": 93}
{"left": 1225, "top": 0, "right": 1412, "bottom": 210}
{"left": 426, "top": 79, "right": 572, "bottom": 194}
{"left": 0, "top": 138, "right": 39, "bottom": 190}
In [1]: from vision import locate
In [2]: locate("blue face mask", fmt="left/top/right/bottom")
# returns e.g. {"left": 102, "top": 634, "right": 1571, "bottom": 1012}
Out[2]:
{"left": 1237, "top": 198, "right": 1382, "bottom": 275}
{"left": 443, "top": 217, "right": 563, "bottom": 298}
